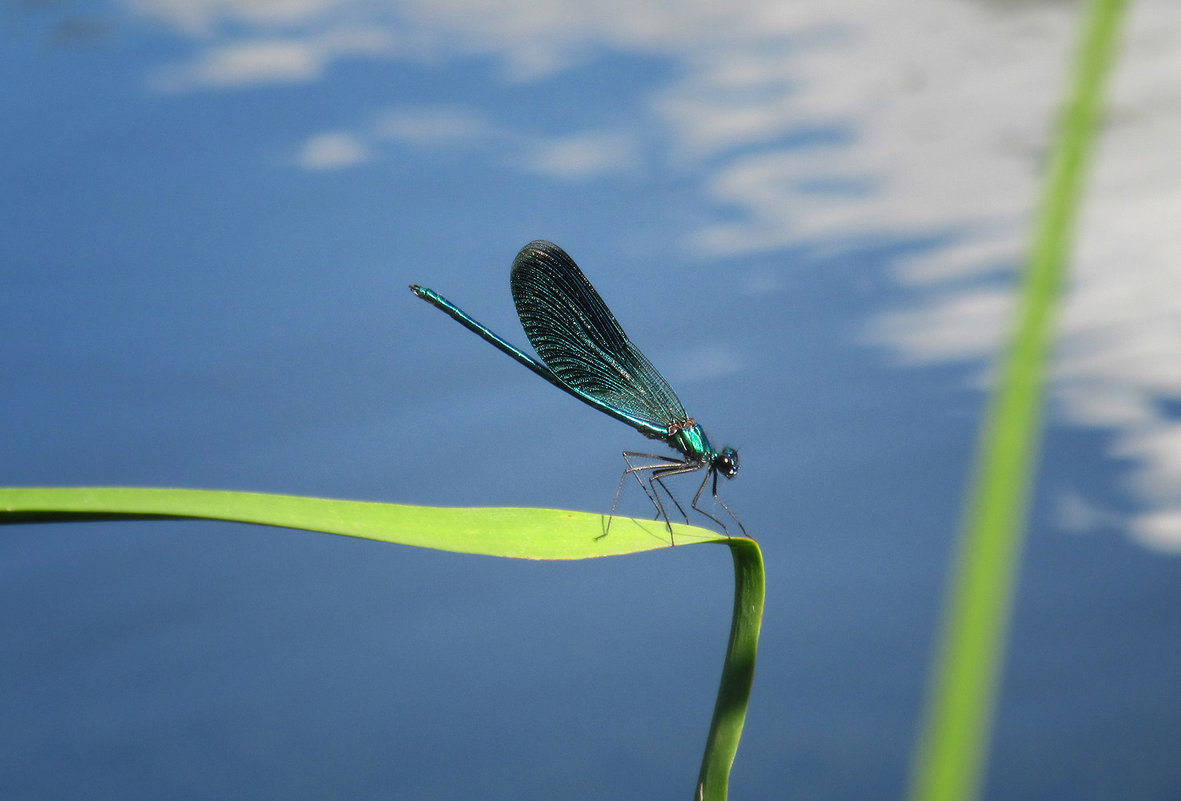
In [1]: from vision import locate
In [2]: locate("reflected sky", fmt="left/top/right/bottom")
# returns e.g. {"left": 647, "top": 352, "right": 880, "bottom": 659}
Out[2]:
{"left": 34, "top": 0, "right": 1173, "bottom": 549}
{"left": 3, "top": 0, "right": 1180, "bottom": 799}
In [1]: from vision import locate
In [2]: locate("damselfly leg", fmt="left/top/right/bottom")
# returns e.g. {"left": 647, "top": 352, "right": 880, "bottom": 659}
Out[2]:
{"left": 599, "top": 452, "right": 744, "bottom": 543}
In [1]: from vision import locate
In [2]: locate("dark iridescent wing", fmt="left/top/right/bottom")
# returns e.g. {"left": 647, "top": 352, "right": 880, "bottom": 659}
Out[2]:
{"left": 510, "top": 240, "right": 687, "bottom": 431}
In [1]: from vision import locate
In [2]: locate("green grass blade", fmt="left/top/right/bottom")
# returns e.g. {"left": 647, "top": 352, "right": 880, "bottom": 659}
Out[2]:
{"left": 0, "top": 486, "right": 730, "bottom": 559}
{"left": 907, "top": 1, "right": 1129, "bottom": 800}
{"left": 4, "top": 486, "right": 765, "bottom": 796}
{"left": 696, "top": 537, "right": 765, "bottom": 801}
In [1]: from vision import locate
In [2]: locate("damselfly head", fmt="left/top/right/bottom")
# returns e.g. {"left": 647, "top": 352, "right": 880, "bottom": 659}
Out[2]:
{"left": 715, "top": 447, "right": 740, "bottom": 479}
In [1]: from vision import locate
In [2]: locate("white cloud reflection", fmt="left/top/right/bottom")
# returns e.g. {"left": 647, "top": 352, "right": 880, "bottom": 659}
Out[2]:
{"left": 127, "top": 0, "right": 355, "bottom": 34}
{"left": 374, "top": 107, "right": 499, "bottom": 149}
{"left": 148, "top": 26, "right": 394, "bottom": 91}
{"left": 521, "top": 131, "right": 638, "bottom": 180}
{"left": 128, "top": 0, "right": 1181, "bottom": 550}
{"left": 295, "top": 131, "right": 371, "bottom": 170}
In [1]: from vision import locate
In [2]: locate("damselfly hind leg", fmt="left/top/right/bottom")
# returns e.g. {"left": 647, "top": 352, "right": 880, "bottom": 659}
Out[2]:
{"left": 601, "top": 452, "right": 746, "bottom": 541}
{"left": 599, "top": 451, "right": 745, "bottom": 543}
{"left": 599, "top": 452, "right": 694, "bottom": 544}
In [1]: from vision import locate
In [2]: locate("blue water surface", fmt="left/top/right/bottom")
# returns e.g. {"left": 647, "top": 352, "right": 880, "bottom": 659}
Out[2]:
{"left": 2, "top": 4, "right": 1178, "bottom": 800}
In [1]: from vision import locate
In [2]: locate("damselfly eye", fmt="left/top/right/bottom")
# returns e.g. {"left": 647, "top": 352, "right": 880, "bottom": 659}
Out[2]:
{"left": 716, "top": 447, "right": 740, "bottom": 478}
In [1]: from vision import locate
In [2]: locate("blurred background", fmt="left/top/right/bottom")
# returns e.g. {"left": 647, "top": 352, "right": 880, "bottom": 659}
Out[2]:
{"left": 2, "top": 0, "right": 1179, "bottom": 798}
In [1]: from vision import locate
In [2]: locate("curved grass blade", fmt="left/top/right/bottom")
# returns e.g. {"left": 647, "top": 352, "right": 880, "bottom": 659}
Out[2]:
{"left": 0, "top": 487, "right": 726, "bottom": 559}
{"left": 2, "top": 486, "right": 763, "bottom": 798}
{"left": 696, "top": 537, "right": 765, "bottom": 801}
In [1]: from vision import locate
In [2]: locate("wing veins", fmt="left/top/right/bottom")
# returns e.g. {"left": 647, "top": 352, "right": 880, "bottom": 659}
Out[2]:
{"left": 510, "top": 241, "right": 686, "bottom": 429}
